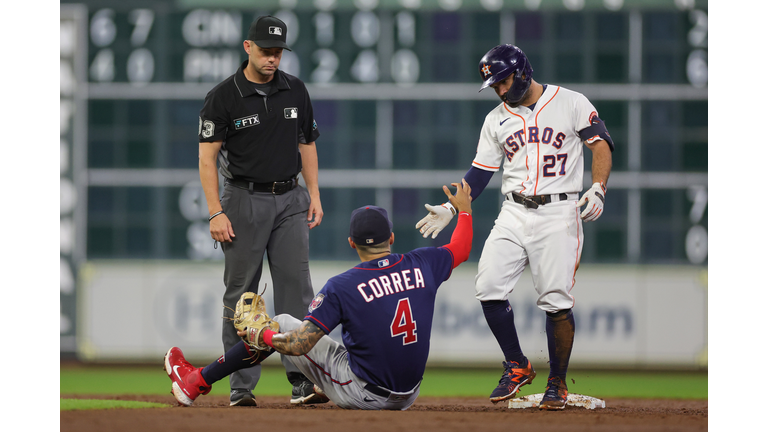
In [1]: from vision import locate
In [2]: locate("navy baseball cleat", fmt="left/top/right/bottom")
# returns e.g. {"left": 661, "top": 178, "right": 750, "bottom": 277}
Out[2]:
{"left": 489, "top": 359, "right": 536, "bottom": 403}
{"left": 539, "top": 376, "right": 569, "bottom": 410}
{"left": 289, "top": 373, "right": 330, "bottom": 405}
{"left": 164, "top": 347, "right": 212, "bottom": 406}
{"left": 229, "top": 389, "right": 257, "bottom": 406}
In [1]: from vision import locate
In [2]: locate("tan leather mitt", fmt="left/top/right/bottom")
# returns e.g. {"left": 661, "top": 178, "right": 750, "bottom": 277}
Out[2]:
{"left": 233, "top": 292, "right": 280, "bottom": 352}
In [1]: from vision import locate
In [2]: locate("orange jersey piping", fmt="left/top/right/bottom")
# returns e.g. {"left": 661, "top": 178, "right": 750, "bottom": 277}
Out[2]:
{"left": 503, "top": 104, "right": 528, "bottom": 193}
{"left": 532, "top": 86, "right": 560, "bottom": 195}
{"left": 473, "top": 161, "right": 499, "bottom": 170}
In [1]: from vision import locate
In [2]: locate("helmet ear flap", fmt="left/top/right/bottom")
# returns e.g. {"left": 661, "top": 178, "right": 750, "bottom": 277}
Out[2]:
{"left": 506, "top": 70, "right": 532, "bottom": 105}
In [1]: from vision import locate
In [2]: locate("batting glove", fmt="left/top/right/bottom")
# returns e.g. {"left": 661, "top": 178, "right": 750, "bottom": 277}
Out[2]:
{"left": 415, "top": 202, "right": 456, "bottom": 239}
{"left": 577, "top": 182, "right": 606, "bottom": 222}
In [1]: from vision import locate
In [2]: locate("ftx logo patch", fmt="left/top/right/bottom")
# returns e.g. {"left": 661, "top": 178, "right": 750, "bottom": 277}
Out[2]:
{"left": 234, "top": 115, "right": 259, "bottom": 130}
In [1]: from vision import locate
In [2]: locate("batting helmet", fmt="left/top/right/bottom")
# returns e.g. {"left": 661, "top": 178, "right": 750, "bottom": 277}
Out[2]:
{"left": 478, "top": 44, "right": 533, "bottom": 105}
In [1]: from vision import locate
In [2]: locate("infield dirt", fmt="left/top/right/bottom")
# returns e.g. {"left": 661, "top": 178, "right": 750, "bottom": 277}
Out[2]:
{"left": 60, "top": 394, "right": 707, "bottom": 431}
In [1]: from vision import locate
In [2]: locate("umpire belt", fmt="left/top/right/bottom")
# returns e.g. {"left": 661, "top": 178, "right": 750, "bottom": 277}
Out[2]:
{"left": 364, "top": 383, "right": 419, "bottom": 402}
{"left": 507, "top": 192, "right": 577, "bottom": 209}
{"left": 225, "top": 177, "right": 298, "bottom": 195}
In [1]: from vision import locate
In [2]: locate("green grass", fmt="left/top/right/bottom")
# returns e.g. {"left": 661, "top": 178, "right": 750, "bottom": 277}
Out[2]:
{"left": 61, "top": 399, "right": 167, "bottom": 411}
{"left": 61, "top": 365, "right": 707, "bottom": 400}
{"left": 422, "top": 369, "right": 707, "bottom": 399}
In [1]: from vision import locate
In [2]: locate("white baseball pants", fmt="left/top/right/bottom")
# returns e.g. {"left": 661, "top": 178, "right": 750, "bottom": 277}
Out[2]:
{"left": 474, "top": 197, "right": 583, "bottom": 312}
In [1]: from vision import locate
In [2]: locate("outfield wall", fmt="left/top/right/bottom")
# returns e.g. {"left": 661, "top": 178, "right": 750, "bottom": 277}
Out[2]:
{"left": 76, "top": 261, "right": 707, "bottom": 369}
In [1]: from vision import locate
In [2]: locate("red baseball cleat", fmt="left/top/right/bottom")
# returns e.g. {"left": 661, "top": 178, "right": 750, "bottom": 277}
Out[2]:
{"left": 163, "top": 347, "right": 211, "bottom": 406}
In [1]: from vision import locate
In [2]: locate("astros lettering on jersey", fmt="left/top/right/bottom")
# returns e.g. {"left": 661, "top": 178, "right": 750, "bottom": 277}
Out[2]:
{"left": 473, "top": 85, "right": 600, "bottom": 196}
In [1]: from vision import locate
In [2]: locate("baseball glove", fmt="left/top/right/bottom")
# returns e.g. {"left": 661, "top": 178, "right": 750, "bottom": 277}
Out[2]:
{"left": 233, "top": 292, "right": 280, "bottom": 354}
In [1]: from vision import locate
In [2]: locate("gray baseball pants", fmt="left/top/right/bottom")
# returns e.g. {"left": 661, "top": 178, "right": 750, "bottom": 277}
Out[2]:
{"left": 219, "top": 183, "right": 315, "bottom": 391}
{"left": 274, "top": 314, "right": 421, "bottom": 410}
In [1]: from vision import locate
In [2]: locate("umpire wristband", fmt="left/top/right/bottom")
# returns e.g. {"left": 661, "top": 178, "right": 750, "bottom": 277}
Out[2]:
{"left": 208, "top": 211, "right": 224, "bottom": 221}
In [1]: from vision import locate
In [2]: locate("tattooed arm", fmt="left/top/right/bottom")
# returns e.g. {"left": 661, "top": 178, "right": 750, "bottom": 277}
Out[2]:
{"left": 237, "top": 320, "right": 325, "bottom": 356}
{"left": 269, "top": 321, "right": 326, "bottom": 355}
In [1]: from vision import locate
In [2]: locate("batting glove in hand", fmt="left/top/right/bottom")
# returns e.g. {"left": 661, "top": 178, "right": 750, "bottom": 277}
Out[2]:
{"left": 415, "top": 202, "right": 455, "bottom": 239}
{"left": 577, "top": 182, "right": 606, "bottom": 222}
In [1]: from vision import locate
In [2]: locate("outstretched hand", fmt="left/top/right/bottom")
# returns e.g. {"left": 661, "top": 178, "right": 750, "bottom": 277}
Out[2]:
{"left": 443, "top": 179, "right": 472, "bottom": 215}
{"left": 415, "top": 179, "right": 472, "bottom": 239}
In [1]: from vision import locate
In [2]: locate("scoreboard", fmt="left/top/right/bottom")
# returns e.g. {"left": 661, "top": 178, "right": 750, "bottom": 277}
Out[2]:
{"left": 60, "top": 0, "right": 708, "bottom": 355}
{"left": 77, "top": 0, "right": 710, "bottom": 86}
{"left": 60, "top": 0, "right": 708, "bottom": 266}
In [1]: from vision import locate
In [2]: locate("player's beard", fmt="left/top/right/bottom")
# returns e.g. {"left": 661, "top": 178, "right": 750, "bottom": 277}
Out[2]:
{"left": 503, "top": 86, "right": 529, "bottom": 108}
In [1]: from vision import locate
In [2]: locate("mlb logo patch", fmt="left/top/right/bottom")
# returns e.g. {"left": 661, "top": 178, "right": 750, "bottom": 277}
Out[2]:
{"left": 269, "top": 26, "right": 282, "bottom": 35}
{"left": 308, "top": 293, "right": 325, "bottom": 312}
{"left": 377, "top": 259, "right": 389, "bottom": 268}
{"left": 284, "top": 107, "right": 298, "bottom": 119}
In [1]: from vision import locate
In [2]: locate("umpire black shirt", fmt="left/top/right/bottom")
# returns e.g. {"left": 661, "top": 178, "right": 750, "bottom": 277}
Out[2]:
{"left": 199, "top": 60, "right": 320, "bottom": 183}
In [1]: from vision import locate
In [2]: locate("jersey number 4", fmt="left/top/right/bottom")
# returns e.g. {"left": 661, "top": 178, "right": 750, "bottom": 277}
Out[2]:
{"left": 391, "top": 298, "right": 417, "bottom": 345}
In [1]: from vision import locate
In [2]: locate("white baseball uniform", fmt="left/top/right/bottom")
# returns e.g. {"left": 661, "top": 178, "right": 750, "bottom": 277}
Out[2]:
{"left": 473, "top": 85, "right": 601, "bottom": 312}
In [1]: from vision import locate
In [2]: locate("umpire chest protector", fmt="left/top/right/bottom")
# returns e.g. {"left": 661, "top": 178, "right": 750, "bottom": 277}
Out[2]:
{"left": 199, "top": 60, "right": 320, "bottom": 183}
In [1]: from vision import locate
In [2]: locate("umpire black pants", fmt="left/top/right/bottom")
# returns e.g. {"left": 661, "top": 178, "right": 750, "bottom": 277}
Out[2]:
{"left": 219, "top": 183, "right": 315, "bottom": 391}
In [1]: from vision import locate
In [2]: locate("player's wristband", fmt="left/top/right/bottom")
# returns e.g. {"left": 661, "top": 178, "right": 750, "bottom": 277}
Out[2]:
{"left": 208, "top": 211, "right": 224, "bottom": 221}
{"left": 592, "top": 182, "right": 608, "bottom": 194}
{"left": 262, "top": 328, "right": 276, "bottom": 348}
{"left": 442, "top": 202, "right": 456, "bottom": 215}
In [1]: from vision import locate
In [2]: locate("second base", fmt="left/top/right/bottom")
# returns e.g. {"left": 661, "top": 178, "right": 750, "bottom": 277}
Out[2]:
{"left": 508, "top": 393, "right": 606, "bottom": 410}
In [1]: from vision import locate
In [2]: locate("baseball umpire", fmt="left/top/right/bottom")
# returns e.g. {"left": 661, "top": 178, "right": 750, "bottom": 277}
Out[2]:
{"left": 197, "top": 15, "right": 324, "bottom": 406}
{"left": 164, "top": 180, "right": 473, "bottom": 410}
{"left": 416, "top": 45, "right": 614, "bottom": 409}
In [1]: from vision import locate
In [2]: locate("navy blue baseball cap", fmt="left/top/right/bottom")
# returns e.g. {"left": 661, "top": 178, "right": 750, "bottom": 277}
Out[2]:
{"left": 349, "top": 205, "right": 393, "bottom": 245}
{"left": 247, "top": 16, "right": 291, "bottom": 51}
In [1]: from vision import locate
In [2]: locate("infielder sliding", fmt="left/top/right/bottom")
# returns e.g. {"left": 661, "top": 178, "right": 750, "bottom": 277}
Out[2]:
{"left": 417, "top": 44, "right": 614, "bottom": 410}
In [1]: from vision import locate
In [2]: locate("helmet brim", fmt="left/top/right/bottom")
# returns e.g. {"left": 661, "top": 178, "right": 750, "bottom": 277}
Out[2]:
{"left": 478, "top": 66, "right": 513, "bottom": 92}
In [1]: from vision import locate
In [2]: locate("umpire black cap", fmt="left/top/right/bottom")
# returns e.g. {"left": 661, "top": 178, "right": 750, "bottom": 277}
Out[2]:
{"left": 247, "top": 16, "right": 291, "bottom": 51}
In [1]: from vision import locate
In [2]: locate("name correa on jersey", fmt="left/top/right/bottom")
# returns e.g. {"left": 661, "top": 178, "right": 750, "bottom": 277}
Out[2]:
{"left": 303, "top": 248, "right": 454, "bottom": 392}
{"left": 356, "top": 268, "right": 426, "bottom": 303}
